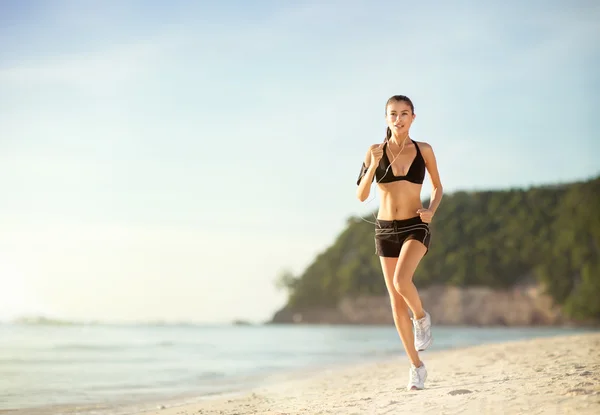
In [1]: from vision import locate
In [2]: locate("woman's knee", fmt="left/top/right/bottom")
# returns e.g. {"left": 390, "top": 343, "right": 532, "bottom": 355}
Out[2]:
{"left": 393, "top": 275, "right": 412, "bottom": 296}
{"left": 393, "top": 263, "right": 416, "bottom": 291}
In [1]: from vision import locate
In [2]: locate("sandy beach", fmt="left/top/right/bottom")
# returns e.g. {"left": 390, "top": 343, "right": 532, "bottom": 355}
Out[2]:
{"left": 139, "top": 332, "right": 600, "bottom": 415}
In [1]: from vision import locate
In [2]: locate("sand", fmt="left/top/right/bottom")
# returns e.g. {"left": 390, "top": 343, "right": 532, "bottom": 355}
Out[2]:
{"left": 140, "top": 332, "right": 600, "bottom": 415}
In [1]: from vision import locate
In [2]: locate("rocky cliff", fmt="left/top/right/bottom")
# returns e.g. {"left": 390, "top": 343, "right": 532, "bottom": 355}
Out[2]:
{"left": 269, "top": 284, "right": 584, "bottom": 326}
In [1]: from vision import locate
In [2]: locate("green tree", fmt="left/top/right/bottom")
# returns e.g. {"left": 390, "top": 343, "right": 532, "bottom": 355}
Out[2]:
{"left": 275, "top": 175, "right": 600, "bottom": 321}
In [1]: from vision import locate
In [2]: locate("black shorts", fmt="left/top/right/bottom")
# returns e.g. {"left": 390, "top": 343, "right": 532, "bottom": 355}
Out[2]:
{"left": 374, "top": 216, "right": 431, "bottom": 257}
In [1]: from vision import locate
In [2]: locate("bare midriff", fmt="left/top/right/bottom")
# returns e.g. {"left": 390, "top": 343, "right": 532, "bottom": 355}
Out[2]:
{"left": 376, "top": 181, "right": 424, "bottom": 220}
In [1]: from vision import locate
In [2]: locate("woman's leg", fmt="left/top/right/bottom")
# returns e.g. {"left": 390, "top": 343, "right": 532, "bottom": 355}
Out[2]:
{"left": 393, "top": 239, "right": 427, "bottom": 319}
{"left": 380, "top": 256, "right": 422, "bottom": 367}
{"left": 393, "top": 239, "right": 432, "bottom": 351}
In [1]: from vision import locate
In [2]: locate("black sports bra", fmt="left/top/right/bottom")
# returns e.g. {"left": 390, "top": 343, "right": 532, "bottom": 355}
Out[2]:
{"left": 356, "top": 140, "right": 426, "bottom": 185}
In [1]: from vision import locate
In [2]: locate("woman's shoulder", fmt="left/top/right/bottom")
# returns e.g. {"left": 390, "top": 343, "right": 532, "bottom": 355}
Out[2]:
{"left": 413, "top": 139, "right": 431, "bottom": 148}
{"left": 413, "top": 139, "right": 434, "bottom": 153}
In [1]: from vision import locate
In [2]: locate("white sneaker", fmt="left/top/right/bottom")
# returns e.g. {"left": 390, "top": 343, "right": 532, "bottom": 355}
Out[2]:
{"left": 407, "top": 362, "right": 427, "bottom": 390}
{"left": 413, "top": 310, "right": 433, "bottom": 351}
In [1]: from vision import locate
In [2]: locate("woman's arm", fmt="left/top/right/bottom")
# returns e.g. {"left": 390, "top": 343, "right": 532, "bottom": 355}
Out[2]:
{"left": 421, "top": 143, "right": 443, "bottom": 214}
{"left": 356, "top": 144, "right": 383, "bottom": 202}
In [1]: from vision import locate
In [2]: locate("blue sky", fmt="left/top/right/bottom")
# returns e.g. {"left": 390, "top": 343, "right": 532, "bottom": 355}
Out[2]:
{"left": 0, "top": 0, "right": 598, "bottom": 324}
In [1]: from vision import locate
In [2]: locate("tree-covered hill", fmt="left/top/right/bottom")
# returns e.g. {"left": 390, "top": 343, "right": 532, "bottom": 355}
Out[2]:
{"left": 275, "top": 175, "right": 600, "bottom": 321}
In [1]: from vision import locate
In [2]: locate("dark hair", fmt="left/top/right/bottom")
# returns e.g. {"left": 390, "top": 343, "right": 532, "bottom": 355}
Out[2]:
{"left": 385, "top": 95, "right": 415, "bottom": 141}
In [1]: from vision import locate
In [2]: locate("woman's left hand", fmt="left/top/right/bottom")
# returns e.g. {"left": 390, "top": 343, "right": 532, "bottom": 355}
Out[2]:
{"left": 417, "top": 208, "right": 434, "bottom": 223}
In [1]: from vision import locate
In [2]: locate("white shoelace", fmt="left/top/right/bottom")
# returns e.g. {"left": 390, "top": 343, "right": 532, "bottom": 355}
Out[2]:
{"left": 413, "top": 318, "right": 424, "bottom": 335}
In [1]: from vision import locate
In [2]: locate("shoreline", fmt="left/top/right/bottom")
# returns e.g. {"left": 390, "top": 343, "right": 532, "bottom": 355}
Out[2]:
{"left": 139, "top": 332, "right": 600, "bottom": 415}
{"left": 3, "top": 331, "right": 599, "bottom": 415}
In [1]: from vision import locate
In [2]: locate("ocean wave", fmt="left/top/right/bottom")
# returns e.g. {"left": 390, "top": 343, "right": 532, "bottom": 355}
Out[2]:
{"left": 0, "top": 356, "right": 159, "bottom": 365}
{"left": 52, "top": 341, "right": 186, "bottom": 351}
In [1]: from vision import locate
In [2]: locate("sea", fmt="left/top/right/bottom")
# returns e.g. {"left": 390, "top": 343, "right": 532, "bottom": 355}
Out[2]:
{"left": 0, "top": 322, "right": 596, "bottom": 414}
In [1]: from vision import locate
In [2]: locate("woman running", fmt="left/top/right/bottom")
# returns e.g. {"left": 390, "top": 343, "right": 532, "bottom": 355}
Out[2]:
{"left": 356, "top": 95, "right": 443, "bottom": 391}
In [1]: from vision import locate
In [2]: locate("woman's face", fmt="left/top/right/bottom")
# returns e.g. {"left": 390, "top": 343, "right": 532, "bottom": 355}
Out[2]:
{"left": 386, "top": 101, "right": 415, "bottom": 136}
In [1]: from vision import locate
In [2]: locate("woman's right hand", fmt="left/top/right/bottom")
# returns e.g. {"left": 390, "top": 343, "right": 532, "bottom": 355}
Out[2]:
{"left": 370, "top": 143, "right": 384, "bottom": 166}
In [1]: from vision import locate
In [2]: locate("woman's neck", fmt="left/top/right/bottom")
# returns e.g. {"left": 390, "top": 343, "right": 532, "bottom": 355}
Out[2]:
{"left": 389, "top": 133, "right": 411, "bottom": 147}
